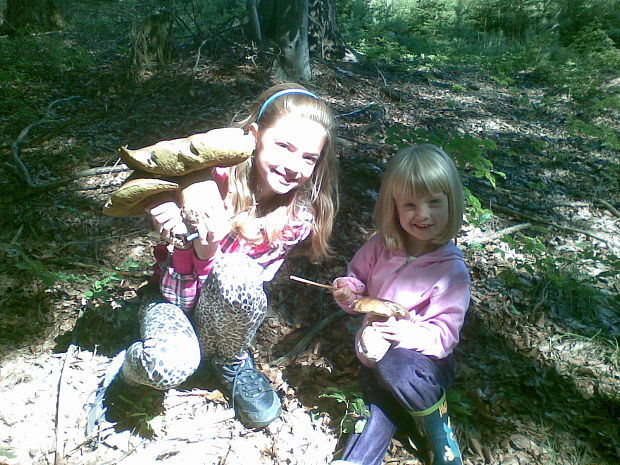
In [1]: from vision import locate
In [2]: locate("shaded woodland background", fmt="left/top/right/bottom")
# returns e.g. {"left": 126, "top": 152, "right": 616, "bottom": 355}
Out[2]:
{"left": 0, "top": 1, "right": 618, "bottom": 464}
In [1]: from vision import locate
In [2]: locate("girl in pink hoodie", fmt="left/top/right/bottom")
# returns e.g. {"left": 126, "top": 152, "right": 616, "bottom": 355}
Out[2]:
{"left": 331, "top": 145, "right": 470, "bottom": 465}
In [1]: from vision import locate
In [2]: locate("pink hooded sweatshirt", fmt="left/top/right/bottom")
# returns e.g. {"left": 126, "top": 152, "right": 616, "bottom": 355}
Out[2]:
{"left": 338, "top": 234, "right": 471, "bottom": 367}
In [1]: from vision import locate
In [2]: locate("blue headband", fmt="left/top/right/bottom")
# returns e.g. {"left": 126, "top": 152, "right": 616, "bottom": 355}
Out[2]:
{"left": 257, "top": 88, "right": 319, "bottom": 121}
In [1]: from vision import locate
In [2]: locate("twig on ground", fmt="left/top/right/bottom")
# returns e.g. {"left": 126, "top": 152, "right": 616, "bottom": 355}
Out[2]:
{"left": 469, "top": 223, "right": 531, "bottom": 244}
{"left": 336, "top": 103, "right": 378, "bottom": 119}
{"left": 97, "top": 440, "right": 144, "bottom": 465}
{"left": 54, "top": 344, "right": 77, "bottom": 465}
{"left": 490, "top": 203, "right": 609, "bottom": 245}
{"left": 12, "top": 164, "right": 131, "bottom": 199}
{"left": 598, "top": 199, "right": 620, "bottom": 218}
{"left": 271, "top": 309, "right": 347, "bottom": 366}
{"left": 336, "top": 134, "right": 392, "bottom": 149}
{"left": 7, "top": 96, "right": 81, "bottom": 187}
{"left": 194, "top": 39, "right": 208, "bottom": 72}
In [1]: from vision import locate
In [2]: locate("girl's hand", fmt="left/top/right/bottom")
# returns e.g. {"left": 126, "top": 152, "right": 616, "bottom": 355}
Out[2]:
{"left": 332, "top": 278, "right": 361, "bottom": 309}
{"left": 149, "top": 200, "right": 188, "bottom": 241}
{"left": 372, "top": 317, "right": 417, "bottom": 345}
{"left": 181, "top": 179, "right": 231, "bottom": 260}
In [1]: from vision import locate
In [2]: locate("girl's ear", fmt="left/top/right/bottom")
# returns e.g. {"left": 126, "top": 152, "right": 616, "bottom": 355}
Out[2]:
{"left": 248, "top": 123, "right": 259, "bottom": 138}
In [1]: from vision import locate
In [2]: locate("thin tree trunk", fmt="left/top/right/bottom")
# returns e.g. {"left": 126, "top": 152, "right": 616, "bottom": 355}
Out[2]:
{"left": 260, "top": 0, "right": 311, "bottom": 81}
{"left": 246, "top": 0, "right": 263, "bottom": 44}
{"left": 5, "top": 0, "right": 63, "bottom": 34}
{"left": 276, "top": 0, "right": 310, "bottom": 81}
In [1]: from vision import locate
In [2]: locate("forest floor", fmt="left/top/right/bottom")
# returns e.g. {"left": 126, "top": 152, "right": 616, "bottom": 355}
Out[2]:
{"left": 0, "top": 4, "right": 619, "bottom": 465}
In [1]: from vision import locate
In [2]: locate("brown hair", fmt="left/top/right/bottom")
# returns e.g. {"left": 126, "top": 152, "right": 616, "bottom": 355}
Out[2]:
{"left": 226, "top": 83, "right": 339, "bottom": 261}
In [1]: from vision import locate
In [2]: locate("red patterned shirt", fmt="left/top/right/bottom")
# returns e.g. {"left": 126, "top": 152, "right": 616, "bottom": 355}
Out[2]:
{"left": 151, "top": 168, "right": 314, "bottom": 313}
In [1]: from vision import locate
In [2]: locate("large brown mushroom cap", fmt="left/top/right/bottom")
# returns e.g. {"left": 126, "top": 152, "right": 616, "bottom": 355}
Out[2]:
{"left": 104, "top": 128, "right": 255, "bottom": 218}
{"left": 102, "top": 177, "right": 179, "bottom": 217}
{"left": 119, "top": 128, "right": 254, "bottom": 176}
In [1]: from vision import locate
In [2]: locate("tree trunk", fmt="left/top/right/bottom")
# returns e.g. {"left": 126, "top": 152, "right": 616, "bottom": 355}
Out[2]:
{"left": 128, "top": 12, "right": 174, "bottom": 81}
{"left": 259, "top": 0, "right": 311, "bottom": 81}
{"left": 308, "top": 0, "right": 351, "bottom": 59}
{"left": 246, "top": 0, "right": 263, "bottom": 44}
{"left": 5, "top": 0, "right": 63, "bottom": 34}
{"left": 254, "top": 0, "right": 354, "bottom": 79}
{"left": 0, "top": 0, "right": 6, "bottom": 30}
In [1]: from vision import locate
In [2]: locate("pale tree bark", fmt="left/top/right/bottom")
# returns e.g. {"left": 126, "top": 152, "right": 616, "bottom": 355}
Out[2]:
{"left": 251, "top": 0, "right": 353, "bottom": 80}
{"left": 259, "top": 0, "right": 311, "bottom": 81}
{"left": 246, "top": 0, "right": 263, "bottom": 44}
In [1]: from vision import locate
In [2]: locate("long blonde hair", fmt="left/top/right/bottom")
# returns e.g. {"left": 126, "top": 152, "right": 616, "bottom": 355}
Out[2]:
{"left": 226, "top": 83, "right": 339, "bottom": 261}
{"left": 375, "top": 144, "right": 464, "bottom": 250}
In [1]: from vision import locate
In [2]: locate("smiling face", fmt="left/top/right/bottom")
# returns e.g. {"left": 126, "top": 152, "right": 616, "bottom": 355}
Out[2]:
{"left": 251, "top": 114, "right": 327, "bottom": 202}
{"left": 395, "top": 191, "right": 450, "bottom": 256}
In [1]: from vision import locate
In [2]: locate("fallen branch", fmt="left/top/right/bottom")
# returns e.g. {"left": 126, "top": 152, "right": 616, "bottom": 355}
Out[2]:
{"left": 271, "top": 309, "right": 347, "bottom": 366}
{"left": 7, "top": 96, "right": 82, "bottom": 187}
{"left": 336, "top": 134, "right": 392, "bottom": 149}
{"left": 490, "top": 203, "right": 609, "bottom": 245}
{"left": 598, "top": 199, "right": 620, "bottom": 218}
{"left": 12, "top": 164, "right": 130, "bottom": 199}
{"left": 469, "top": 222, "right": 531, "bottom": 245}
{"left": 54, "top": 344, "right": 77, "bottom": 465}
{"left": 336, "top": 103, "right": 379, "bottom": 119}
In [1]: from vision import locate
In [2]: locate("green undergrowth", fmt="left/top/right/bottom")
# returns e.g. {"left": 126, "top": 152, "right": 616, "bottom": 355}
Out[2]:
{"left": 498, "top": 234, "right": 619, "bottom": 340}
{"left": 0, "top": 35, "right": 95, "bottom": 135}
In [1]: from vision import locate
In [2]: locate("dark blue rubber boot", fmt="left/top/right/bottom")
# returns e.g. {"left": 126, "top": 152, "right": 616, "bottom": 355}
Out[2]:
{"left": 410, "top": 392, "right": 463, "bottom": 465}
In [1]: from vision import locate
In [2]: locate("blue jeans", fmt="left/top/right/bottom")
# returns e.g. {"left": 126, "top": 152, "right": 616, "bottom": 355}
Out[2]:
{"left": 341, "top": 348, "right": 456, "bottom": 465}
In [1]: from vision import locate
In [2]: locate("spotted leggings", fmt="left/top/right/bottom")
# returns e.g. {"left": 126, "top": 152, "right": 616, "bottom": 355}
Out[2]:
{"left": 120, "top": 253, "right": 268, "bottom": 390}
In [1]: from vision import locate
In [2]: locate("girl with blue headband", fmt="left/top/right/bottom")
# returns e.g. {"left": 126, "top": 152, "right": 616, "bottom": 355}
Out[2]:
{"left": 94, "top": 83, "right": 338, "bottom": 430}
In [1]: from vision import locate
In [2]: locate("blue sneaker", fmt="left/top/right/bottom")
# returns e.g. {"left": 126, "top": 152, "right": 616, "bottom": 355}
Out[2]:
{"left": 213, "top": 351, "right": 281, "bottom": 428}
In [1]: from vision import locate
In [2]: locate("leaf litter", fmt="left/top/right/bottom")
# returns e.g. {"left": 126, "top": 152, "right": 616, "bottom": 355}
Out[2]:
{"left": 0, "top": 5, "right": 619, "bottom": 465}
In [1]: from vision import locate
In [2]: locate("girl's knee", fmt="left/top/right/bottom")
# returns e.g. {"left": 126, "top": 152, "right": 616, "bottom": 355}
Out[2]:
{"left": 374, "top": 348, "right": 450, "bottom": 411}
{"left": 124, "top": 336, "right": 201, "bottom": 388}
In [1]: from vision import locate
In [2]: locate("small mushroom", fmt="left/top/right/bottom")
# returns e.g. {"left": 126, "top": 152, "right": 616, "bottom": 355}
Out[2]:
{"left": 354, "top": 297, "right": 409, "bottom": 364}
{"left": 353, "top": 296, "right": 409, "bottom": 319}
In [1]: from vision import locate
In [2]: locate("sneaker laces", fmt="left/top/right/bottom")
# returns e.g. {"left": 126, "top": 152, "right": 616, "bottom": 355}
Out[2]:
{"left": 233, "top": 369, "right": 270, "bottom": 401}
{"left": 216, "top": 352, "right": 252, "bottom": 384}
{"left": 216, "top": 353, "right": 272, "bottom": 410}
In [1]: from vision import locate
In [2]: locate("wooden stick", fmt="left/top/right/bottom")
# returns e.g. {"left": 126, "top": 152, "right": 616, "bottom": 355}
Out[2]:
{"left": 471, "top": 222, "right": 531, "bottom": 244}
{"left": 598, "top": 199, "right": 620, "bottom": 218}
{"left": 490, "top": 203, "right": 609, "bottom": 245}
{"left": 289, "top": 275, "right": 337, "bottom": 290}
{"left": 54, "top": 344, "right": 77, "bottom": 465}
